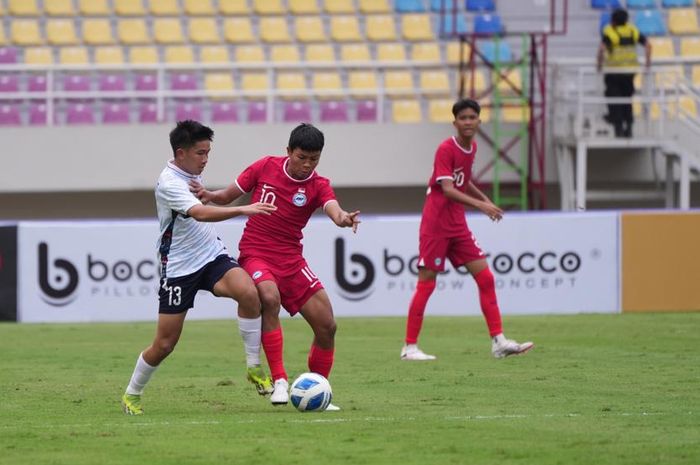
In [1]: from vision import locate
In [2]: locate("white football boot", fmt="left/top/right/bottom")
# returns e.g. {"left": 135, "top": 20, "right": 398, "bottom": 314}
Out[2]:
{"left": 400, "top": 344, "right": 436, "bottom": 361}
{"left": 270, "top": 378, "right": 289, "bottom": 405}
{"left": 491, "top": 335, "right": 534, "bottom": 359}
{"left": 325, "top": 403, "right": 340, "bottom": 412}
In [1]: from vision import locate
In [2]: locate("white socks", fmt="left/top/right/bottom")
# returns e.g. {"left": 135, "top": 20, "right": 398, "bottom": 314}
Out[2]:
{"left": 493, "top": 333, "right": 507, "bottom": 344}
{"left": 125, "top": 352, "right": 157, "bottom": 395}
{"left": 238, "top": 316, "right": 262, "bottom": 367}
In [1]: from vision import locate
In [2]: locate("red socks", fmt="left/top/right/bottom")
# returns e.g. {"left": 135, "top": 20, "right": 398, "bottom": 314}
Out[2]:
{"left": 261, "top": 327, "right": 287, "bottom": 381}
{"left": 308, "top": 344, "right": 334, "bottom": 379}
{"left": 405, "top": 279, "right": 437, "bottom": 344}
{"left": 474, "top": 267, "right": 503, "bottom": 337}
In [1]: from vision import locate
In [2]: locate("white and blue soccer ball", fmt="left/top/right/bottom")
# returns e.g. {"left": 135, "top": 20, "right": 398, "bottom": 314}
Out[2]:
{"left": 290, "top": 372, "right": 332, "bottom": 412}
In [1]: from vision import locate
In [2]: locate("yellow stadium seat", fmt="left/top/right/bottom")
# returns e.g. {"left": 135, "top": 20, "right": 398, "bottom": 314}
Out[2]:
{"left": 165, "top": 46, "right": 194, "bottom": 64}
{"left": 692, "top": 65, "right": 700, "bottom": 87}
{"left": 154, "top": 18, "right": 185, "bottom": 44}
{"left": 149, "top": 0, "right": 179, "bottom": 15}
{"left": 366, "top": 15, "right": 397, "bottom": 42}
{"left": 495, "top": 69, "right": 523, "bottom": 94}
{"left": 271, "top": 45, "right": 300, "bottom": 63}
{"left": 200, "top": 46, "right": 229, "bottom": 63}
{"left": 462, "top": 70, "right": 487, "bottom": 93}
{"left": 348, "top": 71, "right": 377, "bottom": 98}
{"left": 276, "top": 73, "right": 307, "bottom": 99}
{"left": 655, "top": 66, "right": 684, "bottom": 89}
{"left": 359, "top": 0, "right": 390, "bottom": 13}
{"left": 295, "top": 17, "right": 327, "bottom": 43}
{"left": 45, "top": 0, "right": 75, "bottom": 16}
{"left": 420, "top": 70, "right": 450, "bottom": 95}
{"left": 25, "top": 47, "right": 54, "bottom": 64}
{"left": 79, "top": 0, "right": 111, "bottom": 15}
{"left": 46, "top": 19, "right": 79, "bottom": 46}
{"left": 184, "top": 0, "right": 215, "bottom": 15}
{"left": 502, "top": 105, "right": 530, "bottom": 123}
{"left": 9, "top": 0, "right": 40, "bottom": 16}
{"left": 260, "top": 17, "right": 292, "bottom": 43}
{"left": 83, "top": 19, "right": 114, "bottom": 45}
{"left": 241, "top": 73, "right": 269, "bottom": 95}
{"left": 428, "top": 99, "right": 455, "bottom": 123}
{"left": 290, "top": 0, "right": 320, "bottom": 14}
{"left": 118, "top": 19, "right": 150, "bottom": 45}
{"left": 323, "top": 0, "right": 354, "bottom": 13}
{"left": 446, "top": 42, "right": 472, "bottom": 64}
{"left": 680, "top": 37, "right": 700, "bottom": 57}
{"left": 668, "top": 9, "right": 700, "bottom": 35}
{"left": 479, "top": 102, "right": 491, "bottom": 122}
{"left": 305, "top": 44, "right": 335, "bottom": 62}
{"left": 0, "top": 24, "right": 5, "bottom": 45}
{"left": 224, "top": 18, "right": 255, "bottom": 43}
{"left": 392, "top": 100, "right": 422, "bottom": 123}
{"left": 648, "top": 37, "right": 675, "bottom": 60}
{"left": 254, "top": 0, "right": 285, "bottom": 14}
{"left": 235, "top": 45, "right": 265, "bottom": 63}
{"left": 219, "top": 0, "right": 250, "bottom": 14}
{"left": 402, "top": 14, "right": 434, "bottom": 41}
{"left": 59, "top": 46, "right": 89, "bottom": 65}
{"left": 312, "top": 72, "right": 342, "bottom": 99}
{"left": 679, "top": 96, "right": 697, "bottom": 117}
{"left": 11, "top": 20, "right": 42, "bottom": 46}
{"left": 95, "top": 46, "right": 125, "bottom": 64}
{"left": 129, "top": 46, "right": 159, "bottom": 64}
{"left": 340, "top": 44, "right": 371, "bottom": 62}
{"left": 411, "top": 43, "right": 441, "bottom": 62}
{"left": 330, "top": 16, "right": 362, "bottom": 42}
{"left": 205, "top": 73, "right": 235, "bottom": 94}
{"left": 377, "top": 43, "right": 406, "bottom": 62}
{"left": 189, "top": 18, "right": 220, "bottom": 44}
{"left": 114, "top": 0, "right": 146, "bottom": 15}
{"left": 385, "top": 71, "right": 415, "bottom": 96}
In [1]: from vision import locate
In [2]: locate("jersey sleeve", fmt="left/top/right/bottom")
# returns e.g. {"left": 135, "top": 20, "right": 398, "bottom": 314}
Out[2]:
{"left": 158, "top": 179, "right": 200, "bottom": 215}
{"left": 236, "top": 157, "right": 268, "bottom": 193}
{"left": 433, "top": 144, "right": 454, "bottom": 183}
{"left": 316, "top": 178, "right": 337, "bottom": 209}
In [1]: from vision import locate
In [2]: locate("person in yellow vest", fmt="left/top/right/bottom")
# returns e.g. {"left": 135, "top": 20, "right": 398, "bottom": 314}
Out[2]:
{"left": 597, "top": 8, "right": 651, "bottom": 138}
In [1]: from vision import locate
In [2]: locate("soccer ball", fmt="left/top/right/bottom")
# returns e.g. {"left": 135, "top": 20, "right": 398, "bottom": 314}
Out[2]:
{"left": 290, "top": 372, "right": 332, "bottom": 412}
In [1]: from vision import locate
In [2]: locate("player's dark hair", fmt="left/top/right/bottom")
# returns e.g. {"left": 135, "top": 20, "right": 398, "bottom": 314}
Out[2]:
{"left": 288, "top": 123, "right": 325, "bottom": 152}
{"left": 452, "top": 98, "right": 481, "bottom": 117}
{"left": 611, "top": 8, "right": 628, "bottom": 26}
{"left": 169, "top": 120, "right": 214, "bottom": 155}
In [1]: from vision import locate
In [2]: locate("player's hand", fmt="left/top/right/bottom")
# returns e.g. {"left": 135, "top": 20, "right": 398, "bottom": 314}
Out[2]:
{"left": 479, "top": 201, "right": 503, "bottom": 222}
{"left": 340, "top": 210, "right": 361, "bottom": 233}
{"left": 189, "top": 180, "right": 213, "bottom": 204}
{"left": 241, "top": 202, "right": 277, "bottom": 216}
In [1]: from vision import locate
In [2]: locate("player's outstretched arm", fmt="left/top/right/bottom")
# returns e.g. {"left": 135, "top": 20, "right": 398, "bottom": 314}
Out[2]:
{"left": 187, "top": 202, "right": 276, "bottom": 222}
{"left": 442, "top": 179, "right": 503, "bottom": 222}
{"left": 324, "top": 200, "right": 361, "bottom": 233}
{"left": 189, "top": 180, "right": 244, "bottom": 205}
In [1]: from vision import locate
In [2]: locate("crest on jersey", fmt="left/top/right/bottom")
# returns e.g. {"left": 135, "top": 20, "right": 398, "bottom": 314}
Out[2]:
{"left": 252, "top": 271, "right": 263, "bottom": 280}
{"left": 434, "top": 258, "right": 442, "bottom": 266}
{"left": 292, "top": 190, "right": 307, "bottom": 207}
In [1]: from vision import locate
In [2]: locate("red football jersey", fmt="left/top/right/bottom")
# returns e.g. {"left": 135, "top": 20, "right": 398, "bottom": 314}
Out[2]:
{"left": 236, "top": 156, "right": 336, "bottom": 258}
{"left": 419, "top": 137, "right": 477, "bottom": 238}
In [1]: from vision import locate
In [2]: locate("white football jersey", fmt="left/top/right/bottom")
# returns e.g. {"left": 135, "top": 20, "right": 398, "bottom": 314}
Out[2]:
{"left": 155, "top": 161, "right": 227, "bottom": 278}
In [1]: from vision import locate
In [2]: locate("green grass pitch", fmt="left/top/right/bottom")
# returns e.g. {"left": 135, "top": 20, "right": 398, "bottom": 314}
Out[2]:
{"left": 1, "top": 313, "right": 699, "bottom": 465}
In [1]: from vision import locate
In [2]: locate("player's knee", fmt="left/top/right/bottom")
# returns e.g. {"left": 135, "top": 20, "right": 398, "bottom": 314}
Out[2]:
{"left": 237, "top": 285, "right": 261, "bottom": 314}
{"left": 316, "top": 318, "right": 337, "bottom": 341}
{"left": 154, "top": 338, "right": 177, "bottom": 358}
{"left": 259, "top": 292, "right": 281, "bottom": 314}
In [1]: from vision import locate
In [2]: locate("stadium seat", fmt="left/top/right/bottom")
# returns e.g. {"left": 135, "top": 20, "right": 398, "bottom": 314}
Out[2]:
{"left": 0, "top": 48, "right": 18, "bottom": 64}
{"left": 401, "top": 14, "right": 434, "bottom": 41}
{"left": 149, "top": 0, "right": 179, "bottom": 15}
{"left": 626, "top": 0, "right": 656, "bottom": 8}
{"left": 0, "top": 74, "right": 19, "bottom": 93}
{"left": 25, "top": 48, "right": 53, "bottom": 65}
{"left": 271, "top": 45, "right": 300, "bottom": 63}
{"left": 680, "top": 37, "right": 700, "bottom": 57}
{"left": 154, "top": 18, "right": 185, "bottom": 44}
{"left": 295, "top": 17, "right": 327, "bottom": 43}
{"left": 466, "top": 0, "right": 496, "bottom": 11}
{"left": 668, "top": 9, "right": 700, "bottom": 34}
{"left": 9, "top": 0, "right": 40, "bottom": 16}
{"left": 45, "top": 0, "right": 75, "bottom": 16}
{"left": 319, "top": 100, "right": 349, "bottom": 122}
{"left": 189, "top": 18, "right": 220, "bottom": 44}
{"left": 348, "top": 71, "right": 378, "bottom": 98}
{"left": 662, "top": 0, "right": 693, "bottom": 6}
{"left": 138, "top": 101, "right": 158, "bottom": 123}
{"left": 66, "top": 103, "right": 95, "bottom": 124}
{"left": 171, "top": 72, "right": 197, "bottom": 91}
{"left": 590, "top": 0, "right": 621, "bottom": 8}
{"left": 635, "top": 10, "right": 666, "bottom": 36}
{"left": 29, "top": 102, "right": 49, "bottom": 125}
{"left": 360, "top": 0, "right": 391, "bottom": 13}
{"left": 165, "top": 46, "right": 194, "bottom": 63}
{"left": 0, "top": 24, "right": 5, "bottom": 46}
{"left": 323, "top": 0, "right": 355, "bottom": 13}
{"left": 340, "top": 44, "right": 371, "bottom": 62}
{"left": 211, "top": 102, "right": 239, "bottom": 123}
{"left": 502, "top": 105, "right": 530, "bottom": 123}
{"left": 420, "top": 70, "right": 451, "bottom": 95}
{"left": 118, "top": 19, "right": 150, "bottom": 45}
{"left": 241, "top": 73, "right": 269, "bottom": 96}
{"left": 440, "top": 14, "right": 469, "bottom": 35}
{"left": 129, "top": 46, "right": 159, "bottom": 64}
{"left": 649, "top": 37, "right": 675, "bottom": 59}
{"left": 330, "top": 16, "right": 363, "bottom": 42}
{"left": 254, "top": 0, "right": 285, "bottom": 14}
{"left": 283, "top": 101, "right": 312, "bottom": 122}
{"left": 204, "top": 72, "right": 235, "bottom": 96}
{"left": 392, "top": 100, "right": 422, "bottom": 123}
{"left": 63, "top": 74, "right": 91, "bottom": 97}
{"left": 235, "top": 45, "right": 265, "bottom": 63}
{"left": 304, "top": 44, "right": 336, "bottom": 62}
{"left": 446, "top": 41, "right": 472, "bottom": 64}
{"left": 395, "top": 0, "right": 427, "bottom": 13}
{"left": 175, "top": 102, "right": 203, "bottom": 122}
{"left": 377, "top": 43, "right": 407, "bottom": 62}
{"left": 260, "top": 17, "right": 292, "bottom": 43}
{"left": 219, "top": 0, "right": 250, "bottom": 15}
{"left": 290, "top": 0, "right": 320, "bottom": 14}
{"left": 411, "top": 43, "right": 441, "bottom": 62}
{"left": 59, "top": 47, "right": 89, "bottom": 65}
{"left": 428, "top": 98, "right": 454, "bottom": 122}
{"left": 200, "top": 46, "right": 230, "bottom": 63}
{"left": 474, "top": 13, "right": 503, "bottom": 35}
{"left": 224, "top": 18, "right": 255, "bottom": 43}
{"left": 247, "top": 101, "right": 268, "bottom": 122}
{"left": 366, "top": 15, "right": 398, "bottom": 42}
{"left": 11, "top": 20, "right": 43, "bottom": 46}
{"left": 184, "top": 0, "right": 215, "bottom": 15}
{"left": 462, "top": 69, "right": 487, "bottom": 93}
{"left": 0, "top": 104, "right": 21, "bottom": 126}
{"left": 135, "top": 74, "right": 157, "bottom": 92}
{"left": 79, "top": 0, "right": 111, "bottom": 15}
{"left": 480, "top": 40, "right": 513, "bottom": 62}
{"left": 385, "top": 71, "right": 415, "bottom": 96}
{"left": 654, "top": 65, "right": 683, "bottom": 88}
{"left": 495, "top": 69, "right": 523, "bottom": 94}
{"left": 98, "top": 74, "right": 127, "bottom": 92}
{"left": 114, "top": 0, "right": 146, "bottom": 15}
{"left": 312, "top": 72, "right": 343, "bottom": 99}
{"left": 83, "top": 19, "right": 115, "bottom": 45}
{"left": 356, "top": 99, "right": 377, "bottom": 121}
{"left": 46, "top": 20, "right": 79, "bottom": 46}
{"left": 277, "top": 73, "right": 307, "bottom": 99}
{"left": 102, "top": 103, "right": 130, "bottom": 123}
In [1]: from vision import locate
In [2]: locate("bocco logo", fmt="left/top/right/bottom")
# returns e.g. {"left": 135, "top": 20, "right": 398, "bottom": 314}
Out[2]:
{"left": 334, "top": 238, "right": 375, "bottom": 301}
{"left": 38, "top": 242, "right": 79, "bottom": 306}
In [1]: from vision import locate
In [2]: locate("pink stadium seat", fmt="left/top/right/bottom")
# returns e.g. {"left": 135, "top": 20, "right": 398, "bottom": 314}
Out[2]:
{"left": 175, "top": 102, "right": 202, "bottom": 121}
{"left": 247, "top": 101, "right": 267, "bottom": 123}
{"left": 66, "top": 103, "right": 95, "bottom": 124}
{"left": 98, "top": 74, "right": 127, "bottom": 92}
{"left": 64, "top": 74, "right": 92, "bottom": 102}
{"left": 356, "top": 100, "right": 378, "bottom": 122}
{"left": 171, "top": 73, "right": 197, "bottom": 91}
{"left": 135, "top": 74, "right": 157, "bottom": 92}
{"left": 29, "top": 103, "right": 49, "bottom": 125}
{"left": 211, "top": 101, "right": 238, "bottom": 122}
{"left": 139, "top": 101, "right": 158, "bottom": 123}
{"left": 28, "top": 74, "right": 47, "bottom": 93}
{"left": 0, "top": 48, "right": 18, "bottom": 64}
{"left": 0, "top": 104, "right": 21, "bottom": 125}
{"left": 0, "top": 74, "right": 20, "bottom": 93}
{"left": 102, "top": 102, "right": 130, "bottom": 123}
{"left": 319, "top": 100, "right": 349, "bottom": 122}
{"left": 283, "top": 101, "right": 311, "bottom": 122}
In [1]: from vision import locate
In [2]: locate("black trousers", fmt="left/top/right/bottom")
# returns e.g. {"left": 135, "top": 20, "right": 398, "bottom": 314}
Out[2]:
{"left": 604, "top": 73, "right": 635, "bottom": 137}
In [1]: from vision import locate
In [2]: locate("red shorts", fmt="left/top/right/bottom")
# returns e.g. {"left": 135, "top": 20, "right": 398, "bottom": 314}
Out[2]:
{"left": 418, "top": 230, "right": 486, "bottom": 272}
{"left": 239, "top": 254, "right": 324, "bottom": 315}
